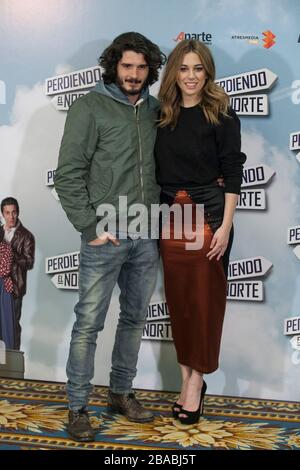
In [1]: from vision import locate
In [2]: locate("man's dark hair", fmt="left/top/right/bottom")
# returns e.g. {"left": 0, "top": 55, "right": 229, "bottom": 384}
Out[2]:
{"left": 1, "top": 197, "right": 19, "bottom": 215}
{"left": 99, "top": 32, "right": 166, "bottom": 86}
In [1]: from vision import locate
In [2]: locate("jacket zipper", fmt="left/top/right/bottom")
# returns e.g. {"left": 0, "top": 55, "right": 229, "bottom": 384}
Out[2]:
{"left": 135, "top": 105, "right": 145, "bottom": 203}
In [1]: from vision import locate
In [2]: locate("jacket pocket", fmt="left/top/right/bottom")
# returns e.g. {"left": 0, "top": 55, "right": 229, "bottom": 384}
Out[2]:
{"left": 88, "top": 167, "right": 113, "bottom": 206}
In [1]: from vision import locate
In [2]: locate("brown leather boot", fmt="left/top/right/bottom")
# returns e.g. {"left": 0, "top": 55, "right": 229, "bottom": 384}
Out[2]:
{"left": 108, "top": 391, "right": 154, "bottom": 422}
{"left": 67, "top": 408, "right": 96, "bottom": 442}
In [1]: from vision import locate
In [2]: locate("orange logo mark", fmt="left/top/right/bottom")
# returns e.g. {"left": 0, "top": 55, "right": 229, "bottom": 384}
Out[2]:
{"left": 174, "top": 32, "right": 185, "bottom": 42}
{"left": 262, "top": 30, "right": 276, "bottom": 49}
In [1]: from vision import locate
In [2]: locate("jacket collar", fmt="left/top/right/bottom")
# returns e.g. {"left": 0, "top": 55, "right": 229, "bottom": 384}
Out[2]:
{"left": 92, "top": 79, "right": 149, "bottom": 106}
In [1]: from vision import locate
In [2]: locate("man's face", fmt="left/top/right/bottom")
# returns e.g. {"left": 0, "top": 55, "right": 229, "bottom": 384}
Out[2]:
{"left": 2, "top": 204, "right": 18, "bottom": 229}
{"left": 116, "top": 50, "right": 149, "bottom": 97}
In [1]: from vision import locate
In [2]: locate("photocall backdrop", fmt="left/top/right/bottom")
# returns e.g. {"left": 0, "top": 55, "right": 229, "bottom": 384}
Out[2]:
{"left": 1, "top": 0, "right": 300, "bottom": 401}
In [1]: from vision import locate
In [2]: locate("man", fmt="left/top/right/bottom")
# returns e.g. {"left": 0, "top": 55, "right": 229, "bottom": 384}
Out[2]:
{"left": 0, "top": 197, "right": 35, "bottom": 350}
{"left": 55, "top": 32, "right": 165, "bottom": 442}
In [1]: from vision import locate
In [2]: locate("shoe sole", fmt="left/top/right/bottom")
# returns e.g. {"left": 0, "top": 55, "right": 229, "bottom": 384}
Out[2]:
{"left": 67, "top": 429, "right": 96, "bottom": 442}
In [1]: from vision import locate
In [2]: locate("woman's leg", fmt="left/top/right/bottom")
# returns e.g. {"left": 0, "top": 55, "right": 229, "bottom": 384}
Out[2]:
{"left": 179, "top": 369, "right": 204, "bottom": 417}
{"left": 174, "top": 363, "right": 192, "bottom": 411}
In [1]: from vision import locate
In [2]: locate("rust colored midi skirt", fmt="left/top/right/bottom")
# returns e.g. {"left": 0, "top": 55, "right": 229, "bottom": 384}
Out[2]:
{"left": 160, "top": 190, "right": 229, "bottom": 374}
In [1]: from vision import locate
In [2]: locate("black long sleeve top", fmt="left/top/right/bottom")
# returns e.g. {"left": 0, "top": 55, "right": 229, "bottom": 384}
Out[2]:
{"left": 154, "top": 105, "right": 246, "bottom": 194}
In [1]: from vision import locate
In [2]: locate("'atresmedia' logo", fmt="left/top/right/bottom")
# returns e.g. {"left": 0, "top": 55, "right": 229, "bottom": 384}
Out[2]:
{"left": 262, "top": 30, "right": 276, "bottom": 49}
{"left": 231, "top": 30, "right": 276, "bottom": 49}
{"left": 174, "top": 32, "right": 212, "bottom": 45}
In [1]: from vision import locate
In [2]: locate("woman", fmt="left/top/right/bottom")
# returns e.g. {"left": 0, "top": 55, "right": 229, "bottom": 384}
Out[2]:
{"left": 0, "top": 239, "right": 16, "bottom": 350}
{"left": 155, "top": 40, "right": 246, "bottom": 425}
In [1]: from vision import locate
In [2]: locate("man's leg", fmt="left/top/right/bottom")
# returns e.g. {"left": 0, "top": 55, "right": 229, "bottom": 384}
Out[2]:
{"left": 66, "top": 239, "right": 131, "bottom": 441}
{"left": 66, "top": 239, "right": 128, "bottom": 411}
{"left": 13, "top": 296, "right": 23, "bottom": 350}
{"left": 108, "top": 238, "right": 159, "bottom": 421}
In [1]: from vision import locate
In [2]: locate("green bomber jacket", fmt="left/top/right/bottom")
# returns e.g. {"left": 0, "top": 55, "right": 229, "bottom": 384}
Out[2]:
{"left": 54, "top": 80, "right": 160, "bottom": 242}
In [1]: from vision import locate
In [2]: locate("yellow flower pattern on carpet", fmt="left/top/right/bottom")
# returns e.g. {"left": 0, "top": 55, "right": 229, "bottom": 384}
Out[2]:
{"left": 0, "top": 400, "right": 102, "bottom": 433}
{"left": 1, "top": 389, "right": 300, "bottom": 450}
{"left": 103, "top": 415, "right": 286, "bottom": 450}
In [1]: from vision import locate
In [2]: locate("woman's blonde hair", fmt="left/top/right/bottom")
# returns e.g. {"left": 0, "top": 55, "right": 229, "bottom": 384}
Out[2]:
{"left": 158, "top": 40, "right": 229, "bottom": 128}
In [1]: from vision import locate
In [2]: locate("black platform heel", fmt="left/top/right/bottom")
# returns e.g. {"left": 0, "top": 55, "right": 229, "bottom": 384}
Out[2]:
{"left": 172, "top": 401, "right": 183, "bottom": 419}
{"left": 179, "top": 380, "right": 207, "bottom": 425}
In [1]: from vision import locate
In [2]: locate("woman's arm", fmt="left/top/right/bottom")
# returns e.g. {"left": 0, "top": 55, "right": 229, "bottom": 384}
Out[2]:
{"left": 222, "top": 193, "right": 239, "bottom": 232}
{"left": 207, "top": 193, "right": 238, "bottom": 261}
{"left": 207, "top": 109, "right": 246, "bottom": 261}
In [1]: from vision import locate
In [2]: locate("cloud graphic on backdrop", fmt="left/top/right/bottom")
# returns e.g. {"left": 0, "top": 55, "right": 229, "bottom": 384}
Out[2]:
{"left": 221, "top": 129, "right": 300, "bottom": 398}
{"left": 0, "top": 66, "right": 69, "bottom": 192}
{"left": 1, "top": 74, "right": 300, "bottom": 397}
{"left": 0, "top": 83, "right": 47, "bottom": 198}
{"left": 0, "top": 76, "right": 73, "bottom": 381}
{"left": 194, "top": 0, "right": 292, "bottom": 25}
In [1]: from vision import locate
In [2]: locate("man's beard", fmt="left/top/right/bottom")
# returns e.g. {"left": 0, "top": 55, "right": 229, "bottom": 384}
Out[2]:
{"left": 117, "top": 78, "right": 145, "bottom": 96}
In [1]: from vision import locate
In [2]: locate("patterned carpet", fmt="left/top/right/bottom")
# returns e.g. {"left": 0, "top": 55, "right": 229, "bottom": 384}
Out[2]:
{"left": 0, "top": 378, "right": 300, "bottom": 450}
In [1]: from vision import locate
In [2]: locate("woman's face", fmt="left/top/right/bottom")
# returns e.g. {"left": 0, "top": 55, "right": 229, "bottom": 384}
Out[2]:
{"left": 177, "top": 51, "right": 207, "bottom": 103}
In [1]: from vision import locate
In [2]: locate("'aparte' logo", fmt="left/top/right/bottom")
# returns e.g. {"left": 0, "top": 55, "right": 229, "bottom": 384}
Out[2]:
{"left": 174, "top": 32, "right": 212, "bottom": 45}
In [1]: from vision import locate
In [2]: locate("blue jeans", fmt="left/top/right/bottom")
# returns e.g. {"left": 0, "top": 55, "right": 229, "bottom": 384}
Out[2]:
{"left": 66, "top": 238, "right": 159, "bottom": 411}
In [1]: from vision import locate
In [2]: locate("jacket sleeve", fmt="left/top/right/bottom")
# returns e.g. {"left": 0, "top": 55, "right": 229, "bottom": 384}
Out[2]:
{"left": 13, "top": 232, "right": 35, "bottom": 271}
{"left": 215, "top": 108, "right": 247, "bottom": 194}
{"left": 54, "top": 98, "right": 99, "bottom": 242}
